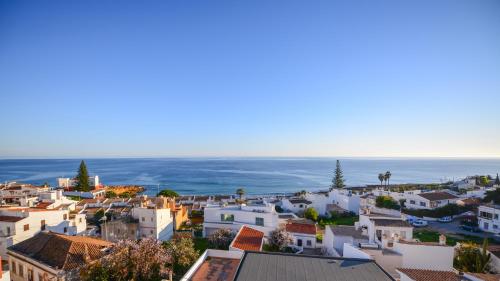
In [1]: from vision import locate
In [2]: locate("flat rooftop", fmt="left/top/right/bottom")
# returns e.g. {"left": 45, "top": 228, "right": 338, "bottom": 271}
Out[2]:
{"left": 189, "top": 257, "right": 240, "bottom": 281}
{"left": 234, "top": 252, "right": 394, "bottom": 281}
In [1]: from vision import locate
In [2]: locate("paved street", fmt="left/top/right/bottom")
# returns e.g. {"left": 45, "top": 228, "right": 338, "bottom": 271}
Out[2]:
{"left": 421, "top": 219, "right": 495, "bottom": 239}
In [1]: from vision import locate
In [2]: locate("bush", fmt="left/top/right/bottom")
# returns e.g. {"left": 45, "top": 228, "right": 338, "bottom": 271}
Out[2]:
{"left": 208, "top": 229, "right": 235, "bottom": 250}
{"left": 269, "top": 228, "right": 294, "bottom": 251}
{"left": 304, "top": 207, "right": 319, "bottom": 221}
{"left": 403, "top": 204, "right": 472, "bottom": 218}
{"left": 105, "top": 191, "right": 117, "bottom": 198}
{"left": 375, "top": 196, "right": 400, "bottom": 210}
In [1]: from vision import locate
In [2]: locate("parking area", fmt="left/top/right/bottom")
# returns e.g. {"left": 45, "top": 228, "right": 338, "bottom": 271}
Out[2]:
{"left": 418, "top": 219, "right": 495, "bottom": 240}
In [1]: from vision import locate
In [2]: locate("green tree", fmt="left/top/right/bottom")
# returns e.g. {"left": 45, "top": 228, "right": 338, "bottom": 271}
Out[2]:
{"left": 495, "top": 173, "right": 500, "bottom": 186}
{"left": 454, "top": 239, "right": 491, "bottom": 273}
{"left": 236, "top": 188, "right": 245, "bottom": 200}
{"left": 384, "top": 171, "right": 392, "bottom": 187}
{"left": 157, "top": 189, "right": 179, "bottom": 198}
{"left": 483, "top": 188, "right": 500, "bottom": 204}
{"left": 479, "top": 176, "right": 490, "bottom": 187}
{"left": 75, "top": 160, "right": 91, "bottom": 192}
{"left": 304, "top": 207, "right": 319, "bottom": 221}
{"left": 375, "top": 196, "right": 399, "bottom": 210}
{"left": 164, "top": 237, "right": 200, "bottom": 278}
{"left": 378, "top": 173, "right": 385, "bottom": 188}
{"left": 331, "top": 160, "right": 345, "bottom": 189}
{"left": 106, "top": 191, "right": 117, "bottom": 198}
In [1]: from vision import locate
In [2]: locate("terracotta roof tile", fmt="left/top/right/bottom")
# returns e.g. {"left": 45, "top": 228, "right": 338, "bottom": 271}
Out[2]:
{"left": 9, "top": 232, "right": 112, "bottom": 271}
{"left": 231, "top": 226, "right": 264, "bottom": 251}
{"left": 397, "top": 268, "right": 458, "bottom": 281}
{"left": 285, "top": 222, "right": 317, "bottom": 235}
{"left": 0, "top": 215, "right": 25, "bottom": 222}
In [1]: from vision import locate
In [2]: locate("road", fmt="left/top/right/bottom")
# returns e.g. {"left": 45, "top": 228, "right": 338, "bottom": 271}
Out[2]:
{"left": 420, "top": 219, "right": 495, "bottom": 239}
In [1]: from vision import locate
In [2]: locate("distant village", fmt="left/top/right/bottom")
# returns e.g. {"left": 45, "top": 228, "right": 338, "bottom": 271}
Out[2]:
{"left": 1, "top": 160, "right": 500, "bottom": 281}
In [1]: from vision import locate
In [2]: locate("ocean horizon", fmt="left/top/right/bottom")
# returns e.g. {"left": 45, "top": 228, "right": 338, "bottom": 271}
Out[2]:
{"left": 0, "top": 157, "right": 499, "bottom": 195}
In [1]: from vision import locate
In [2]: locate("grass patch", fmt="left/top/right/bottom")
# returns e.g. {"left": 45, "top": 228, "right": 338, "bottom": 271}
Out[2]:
{"left": 318, "top": 215, "right": 358, "bottom": 227}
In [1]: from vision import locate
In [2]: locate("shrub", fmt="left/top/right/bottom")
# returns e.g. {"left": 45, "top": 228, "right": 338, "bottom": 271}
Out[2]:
{"left": 157, "top": 189, "right": 179, "bottom": 197}
{"left": 375, "top": 196, "right": 400, "bottom": 210}
{"left": 403, "top": 204, "right": 472, "bottom": 218}
{"left": 208, "top": 229, "right": 235, "bottom": 250}
{"left": 269, "top": 228, "right": 294, "bottom": 251}
{"left": 304, "top": 207, "right": 319, "bottom": 221}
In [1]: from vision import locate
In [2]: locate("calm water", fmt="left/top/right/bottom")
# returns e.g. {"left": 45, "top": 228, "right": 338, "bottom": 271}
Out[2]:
{"left": 0, "top": 158, "right": 499, "bottom": 195}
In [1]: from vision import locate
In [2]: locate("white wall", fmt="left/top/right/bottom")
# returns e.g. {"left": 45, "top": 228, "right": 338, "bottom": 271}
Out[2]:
{"left": 392, "top": 242, "right": 454, "bottom": 270}
{"left": 342, "top": 243, "right": 371, "bottom": 259}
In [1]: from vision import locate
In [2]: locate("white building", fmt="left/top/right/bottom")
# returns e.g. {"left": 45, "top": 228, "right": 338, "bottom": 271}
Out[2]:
{"left": 304, "top": 191, "right": 330, "bottom": 215}
{"left": 203, "top": 202, "right": 279, "bottom": 237}
{"left": 404, "top": 191, "right": 459, "bottom": 210}
{"left": 323, "top": 225, "right": 368, "bottom": 256}
{"left": 478, "top": 204, "right": 500, "bottom": 233}
{"left": 329, "top": 188, "right": 362, "bottom": 214}
{"left": 285, "top": 220, "right": 318, "bottom": 249}
{"left": 0, "top": 207, "right": 86, "bottom": 259}
{"left": 57, "top": 175, "right": 100, "bottom": 188}
{"left": 356, "top": 211, "right": 413, "bottom": 247}
{"left": 131, "top": 197, "right": 174, "bottom": 241}
{"left": 280, "top": 198, "right": 313, "bottom": 214}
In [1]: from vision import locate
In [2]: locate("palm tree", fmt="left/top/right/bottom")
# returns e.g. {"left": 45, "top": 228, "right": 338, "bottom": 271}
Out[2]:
{"left": 378, "top": 173, "right": 385, "bottom": 188}
{"left": 385, "top": 171, "right": 392, "bottom": 187}
{"left": 236, "top": 188, "right": 245, "bottom": 200}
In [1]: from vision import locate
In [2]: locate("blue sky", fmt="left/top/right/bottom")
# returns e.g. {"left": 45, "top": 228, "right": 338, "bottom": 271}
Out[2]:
{"left": 0, "top": 0, "right": 499, "bottom": 158}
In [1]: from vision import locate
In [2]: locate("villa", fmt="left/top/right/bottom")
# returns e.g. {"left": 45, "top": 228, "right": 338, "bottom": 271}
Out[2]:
{"left": 203, "top": 202, "right": 279, "bottom": 236}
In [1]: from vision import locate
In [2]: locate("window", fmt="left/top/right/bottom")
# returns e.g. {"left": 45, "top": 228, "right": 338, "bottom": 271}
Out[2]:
{"left": 255, "top": 217, "right": 264, "bottom": 226}
{"left": 220, "top": 214, "right": 234, "bottom": 222}
{"left": 6, "top": 226, "right": 11, "bottom": 236}
{"left": 28, "top": 268, "right": 33, "bottom": 281}
{"left": 299, "top": 204, "right": 303, "bottom": 208}
{"left": 410, "top": 200, "right": 416, "bottom": 204}
{"left": 151, "top": 217, "right": 153, "bottom": 222}
{"left": 64, "top": 227, "right": 68, "bottom": 233}
{"left": 150, "top": 230, "right": 154, "bottom": 234}
{"left": 480, "top": 212, "right": 493, "bottom": 220}
{"left": 18, "top": 264, "right": 24, "bottom": 277}
{"left": 495, "top": 214, "right": 499, "bottom": 220}
{"left": 41, "top": 220, "right": 46, "bottom": 231}
{"left": 24, "top": 224, "right": 29, "bottom": 231}
{"left": 306, "top": 240, "right": 312, "bottom": 246}
{"left": 142, "top": 217, "right": 145, "bottom": 222}
{"left": 11, "top": 261, "right": 16, "bottom": 274}
{"left": 63, "top": 214, "right": 68, "bottom": 220}
{"left": 79, "top": 218, "right": 83, "bottom": 223}
{"left": 420, "top": 202, "right": 426, "bottom": 207}
{"left": 494, "top": 225, "right": 498, "bottom": 229}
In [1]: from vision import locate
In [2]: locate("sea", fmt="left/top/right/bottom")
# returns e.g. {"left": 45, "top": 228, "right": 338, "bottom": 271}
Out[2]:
{"left": 0, "top": 158, "right": 499, "bottom": 196}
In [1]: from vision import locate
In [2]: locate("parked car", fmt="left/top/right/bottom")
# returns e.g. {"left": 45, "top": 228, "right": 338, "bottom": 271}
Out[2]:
{"left": 460, "top": 225, "right": 481, "bottom": 232}
{"left": 412, "top": 220, "right": 428, "bottom": 227}
{"left": 438, "top": 216, "right": 452, "bottom": 223}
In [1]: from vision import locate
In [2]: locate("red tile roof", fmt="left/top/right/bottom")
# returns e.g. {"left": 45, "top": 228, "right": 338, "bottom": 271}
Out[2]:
{"left": 9, "top": 232, "right": 112, "bottom": 271}
{"left": 285, "top": 222, "right": 317, "bottom": 235}
{"left": 0, "top": 216, "right": 25, "bottom": 222}
{"left": 35, "top": 202, "right": 52, "bottom": 209}
{"left": 190, "top": 257, "right": 240, "bottom": 281}
{"left": 397, "top": 268, "right": 458, "bottom": 281}
{"left": 231, "top": 226, "right": 264, "bottom": 251}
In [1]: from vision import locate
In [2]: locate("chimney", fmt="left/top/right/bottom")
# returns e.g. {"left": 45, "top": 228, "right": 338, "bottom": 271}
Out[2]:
{"left": 439, "top": 234, "right": 446, "bottom": 245}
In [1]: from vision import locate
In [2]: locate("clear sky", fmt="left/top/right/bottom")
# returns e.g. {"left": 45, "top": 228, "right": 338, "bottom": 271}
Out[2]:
{"left": 0, "top": 0, "right": 499, "bottom": 158}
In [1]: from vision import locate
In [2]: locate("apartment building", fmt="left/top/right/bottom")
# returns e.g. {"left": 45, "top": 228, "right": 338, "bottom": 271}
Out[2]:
{"left": 0, "top": 207, "right": 86, "bottom": 259}
{"left": 203, "top": 202, "right": 279, "bottom": 236}
{"left": 478, "top": 204, "right": 500, "bottom": 233}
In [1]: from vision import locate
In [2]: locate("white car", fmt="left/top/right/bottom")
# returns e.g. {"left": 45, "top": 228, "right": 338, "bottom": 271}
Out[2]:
{"left": 438, "top": 216, "right": 452, "bottom": 223}
{"left": 412, "top": 220, "right": 428, "bottom": 227}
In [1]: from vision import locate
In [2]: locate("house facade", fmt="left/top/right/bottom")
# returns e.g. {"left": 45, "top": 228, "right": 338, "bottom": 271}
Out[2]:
{"left": 478, "top": 204, "right": 500, "bottom": 234}
{"left": 203, "top": 202, "right": 279, "bottom": 236}
{"left": 404, "top": 191, "right": 458, "bottom": 210}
